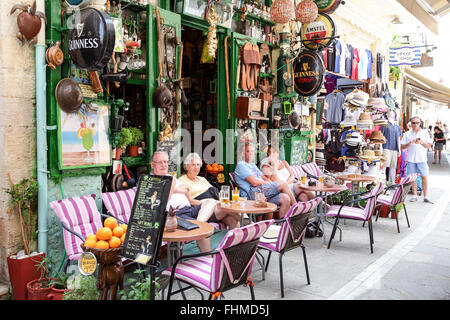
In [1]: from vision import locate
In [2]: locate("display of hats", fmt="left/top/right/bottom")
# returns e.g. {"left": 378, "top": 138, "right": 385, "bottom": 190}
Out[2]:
{"left": 315, "top": 151, "right": 326, "bottom": 165}
{"left": 358, "top": 149, "right": 380, "bottom": 161}
{"left": 270, "top": 0, "right": 295, "bottom": 24}
{"left": 373, "top": 117, "right": 388, "bottom": 126}
{"left": 55, "top": 78, "right": 83, "bottom": 113}
{"left": 295, "top": 0, "right": 318, "bottom": 24}
{"left": 357, "top": 112, "right": 373, "bottom": 125}
{"left": 341, "top": 113, "right": 357, "bottom": 127}
{"left": 346, "top": 132, "right": 363, "bottom": 146}
{"left": 369, "top": 130, "right": 386, "bottom": 144}
{"left": 368, "top": 98, "right": 388, "bottom": 113}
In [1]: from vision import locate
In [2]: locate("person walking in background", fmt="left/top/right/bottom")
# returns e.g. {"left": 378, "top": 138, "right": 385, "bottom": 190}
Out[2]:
{"left": 401, "top": 116, "right": 433, "bottom": 203}
{"left": 443, "top": 123, "right": 449, "bottom": 151}
{"left": 433, "top": 126, "right": 446, "bottom": 164}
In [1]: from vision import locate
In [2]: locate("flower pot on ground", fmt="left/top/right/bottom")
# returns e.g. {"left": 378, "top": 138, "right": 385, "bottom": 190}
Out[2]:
{"left": 6, "top": 175, "right": 39, "bottom": 300}
{"left": 127, "top": 127, "right": 144, "bottom": 157}
{"left": 115, "top": 128, "right": 132, "bottom": 160}
{"left": 26, "top": 257, "right": 69, "bottom": 300}
{"left": 26, "top": 278, "right": 54, "bottom": 300}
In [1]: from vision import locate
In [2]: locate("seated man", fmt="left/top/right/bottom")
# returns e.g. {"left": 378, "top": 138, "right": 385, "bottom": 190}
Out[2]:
{"left": 151, "top": 151, "right": 240, "bottom": 252}
{"left": 234, "top": 143, "right": 297, "bottom": 218}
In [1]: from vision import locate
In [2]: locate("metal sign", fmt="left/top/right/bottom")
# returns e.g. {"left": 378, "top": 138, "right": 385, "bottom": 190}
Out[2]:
{"left": 78, "top": 251, "right": 97, "bottom": 276}
{"left": 313, "top": 0, "right": 342, "bottom": 14}
{"left": 300, "top": 13, "right": 336, "bottom": 50}
{"left": 389, "top": 46, "right": 421, "bottom": 66}
{"left": 68, "top": 8, "right": 115, "bottom": 70}
{"left": 293, "top": 50, "right": 325, "bottom": 96}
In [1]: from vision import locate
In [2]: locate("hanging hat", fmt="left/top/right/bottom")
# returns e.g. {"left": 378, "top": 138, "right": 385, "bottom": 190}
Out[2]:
{"left": 373, "top": 117, "right": 388, "bottom": 126}
{"left": 341, "top": 113, "right": 357, "bottom": 127}
{"left": 358, "top": 149, "right": 380, "bottom": 161}
{"left": 369, "top": 130, "right": 386, "bottom": 144}
{"left": 357, "top": 112, "right": 373, "bottom": 123}
{"left": 55, "top": 78, "right": 83, "bottom": 113}
{"left": 369, "top": 98, "right": 388, "bottom": 113}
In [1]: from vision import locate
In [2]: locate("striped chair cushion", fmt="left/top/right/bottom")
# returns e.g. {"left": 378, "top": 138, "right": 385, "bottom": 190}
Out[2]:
{"left": 101, "top": 187, "right": 137, "bottom": 224}
{"left": 301, "top": 162, "right": 321, "bottom": 178}
{"left": 377, "top": 193, "right": 395, "bottom": 206}
{"left": 209, "top": 222, "right": 228, "bottom": 231}
{"left": 50, "top": 195, "right": 103, "bottom": 261}
{"left": 162, "top": 256, "right": 213, "bottom": 292}
{"left": 290, "top": 165, "right": 306, "bottom": 181}
{"left": 260, "top": 197, "right": 322, "bottom": 252}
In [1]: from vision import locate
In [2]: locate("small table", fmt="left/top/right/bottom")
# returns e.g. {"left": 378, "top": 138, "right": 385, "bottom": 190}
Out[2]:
{"left": 218, "top": 200, "right": 278, "bottom": 225}
{"left": 297, "top": 184, "right": 348, "bottom": 246}
{"left": 337, "top": 174, "right": 376, "bottom": 207}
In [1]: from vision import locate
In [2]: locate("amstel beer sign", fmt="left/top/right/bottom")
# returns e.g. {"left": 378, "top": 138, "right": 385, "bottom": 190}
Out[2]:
{"left": 300, "top": 13, "right": 336, "bottom": 51}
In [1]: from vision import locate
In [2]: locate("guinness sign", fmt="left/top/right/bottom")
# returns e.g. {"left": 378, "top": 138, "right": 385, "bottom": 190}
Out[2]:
{"left": 68, "top": 8, "right": 115, "bottom": 70}
{"left": 293, "top": 50, "right": 325, "bottom": 96}
{"left": 313, "top": 0, "right": 342, "bottom": 14}
{"left": 301, "top": 13, "right": 336, "bottom": 51}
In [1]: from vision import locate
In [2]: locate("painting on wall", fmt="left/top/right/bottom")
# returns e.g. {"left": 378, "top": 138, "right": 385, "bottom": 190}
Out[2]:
{"left": 58, "top": 102, "right": 111, "bottom": 169}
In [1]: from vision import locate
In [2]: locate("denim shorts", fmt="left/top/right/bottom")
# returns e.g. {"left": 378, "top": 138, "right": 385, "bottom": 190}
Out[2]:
{"left": 407, "top": 162, "right": 428, "bottom": 177}
{"left": 176, "top": 205, "right": 219, "bottom": 223}
{"left": 249, "top": 182, "right": 281, "bottom": 205}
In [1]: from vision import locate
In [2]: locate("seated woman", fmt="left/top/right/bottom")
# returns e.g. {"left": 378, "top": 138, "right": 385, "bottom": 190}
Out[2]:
{"left": 261, "top": 145, "right": 315, "bottom": 202}
{"left": 179, "top": 152, "right": 241, "bottom": 229}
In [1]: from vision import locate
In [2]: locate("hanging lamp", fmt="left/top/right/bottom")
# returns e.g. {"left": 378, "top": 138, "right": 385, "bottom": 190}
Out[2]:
{"left": 270, "top": 0, "right": 295, "bottom": 24}
{"left": 295, "top": 0, "right": 318, "bottom": 24}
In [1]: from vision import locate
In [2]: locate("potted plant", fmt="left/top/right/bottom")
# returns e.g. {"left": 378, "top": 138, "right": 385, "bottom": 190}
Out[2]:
{"left": 127, "top": 127, "right": 144, "bottom": 157}
{"left": 47, "top": 270, "right": 70, "bottom": 300}
{"left": 6, "top": 175, "right": 44, "bottom": 300}
{"left": 115, "top": 127, "right": 132, "bottom": 160}
{"left": 62, "top": 275, "right": 99, "bottom": 300}
{"left": 27, "top": 257, "right": 70, "bottom": 300}
{"left": 119, "top": 269, "right": 160, "bottom": 300}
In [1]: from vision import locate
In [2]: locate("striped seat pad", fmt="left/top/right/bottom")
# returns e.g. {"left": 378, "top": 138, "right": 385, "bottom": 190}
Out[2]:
{"left": 326, "top": 205, "right": 366, "bottom": 220}
{"left": 290, "top": 165, "right": 306, "bottom": 180}
{"left": 50, "top": 195, "right": 103, "bottom": 261}
{"left": 377, "top": 194, "right": 395, "bottom": 205}
{"left": 210, "top": 222, "right": 227, "bottom": 231}
{"left": 301, "top": 162, "right": 321, "bottom": 177}
{"left": 101, "top": 187, "right": 137, "bottom": 224}
{"left": 162, "top": 256, "right": 213, "bottom": 292}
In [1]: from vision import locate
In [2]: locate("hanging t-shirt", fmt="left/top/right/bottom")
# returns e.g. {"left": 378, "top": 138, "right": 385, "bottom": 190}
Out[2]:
{"left": 325, "top": 91, "right": 345, "bottom": 125}
{"left": 380, "top": 122, "right": 401, "bottom": 151}
{"left": 345, "top": 44, "right": 353, "bottom": 77}
{"left": 360, "top": 49, "right": 368, "bottom": 80}
{"left": 334, "top": 40, "right": 342, "bottom": 74}
{"left": 351, "top": 48, "right": 360, "bottom": 80}
{"left": 358, "top": 48, "right": 365, "bottom": 80}
{"left": 366, "top": 49, "right": 373, "bottom": 79}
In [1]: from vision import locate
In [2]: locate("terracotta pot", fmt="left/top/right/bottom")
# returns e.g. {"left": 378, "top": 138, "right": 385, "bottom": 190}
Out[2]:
{"left": 7, "top": 253, "right": 45, "bottom": 300}
{"left": 26, "top": 278, "right": 54, "bottom": 300}
{"left": 48, "top": 287, "right": 70, "bottom": 300}
{"left": 115, "top": 148, "right": 123, "bottom": 160}
{"left": 128, "top": 145, "right": 139, "bottom": 157}
{"left": 165, "top": 215, "right": 178, "bottom": 232}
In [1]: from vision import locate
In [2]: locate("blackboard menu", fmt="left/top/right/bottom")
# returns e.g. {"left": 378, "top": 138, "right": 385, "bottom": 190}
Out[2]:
{"left": 156, "top": 140, "right": 179, "bottom": 174}
{"left": 121, "top": 174, "right": 172, "bottom": 265}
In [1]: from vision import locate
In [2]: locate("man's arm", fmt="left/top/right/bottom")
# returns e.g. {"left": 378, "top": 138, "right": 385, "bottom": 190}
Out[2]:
{"left": 245, "top": 174, "right": 269, "bottom": 187}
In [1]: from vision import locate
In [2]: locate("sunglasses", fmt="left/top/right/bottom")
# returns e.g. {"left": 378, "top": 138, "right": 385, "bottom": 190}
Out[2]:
{"left": 411, "top": 122, "right": 420, "bottom": 124}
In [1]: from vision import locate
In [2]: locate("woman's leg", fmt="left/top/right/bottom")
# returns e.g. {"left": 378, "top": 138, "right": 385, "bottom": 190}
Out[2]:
{"left": 277, "top": 181, "right": 297, "bottom": 205}
{"left": 433, "top": 148, "right": 437, "bottom": 163}
{"left": 438, "top": 149, "right": 442, "bottom": 164}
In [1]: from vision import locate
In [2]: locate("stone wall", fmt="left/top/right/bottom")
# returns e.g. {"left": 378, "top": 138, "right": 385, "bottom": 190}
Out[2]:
{"left": 0, "top": 0, "right": 38, "bottom": 283}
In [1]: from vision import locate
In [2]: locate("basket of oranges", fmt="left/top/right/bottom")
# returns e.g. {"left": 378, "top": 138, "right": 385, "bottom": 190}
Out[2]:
{"left": 81, "top": 217, "right": 128, "bottom": 264}
{"left": 205, "top": 162, "right": 224, "bottom": 174}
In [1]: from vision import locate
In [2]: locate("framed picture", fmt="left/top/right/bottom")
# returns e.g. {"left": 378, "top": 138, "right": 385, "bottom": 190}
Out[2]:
{"left": 58, "top": 102, "right": 112, "bottom": 169}
{"left": 183, "top": 0, "right": 207, "bottom": 19}
{"left": 216, "top": 2, "right": 233, "bottom": 29}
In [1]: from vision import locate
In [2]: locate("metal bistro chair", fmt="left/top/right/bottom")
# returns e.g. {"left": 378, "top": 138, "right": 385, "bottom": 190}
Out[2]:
{"left": 162, "top": 220, "right": 274, "bottom": 300}
{"left": 101, "top": 187, "right": 137, "bottom": 225}
{"left": 375, "top": 174, "right": 418, "bottom": 233}
{"left": 257, "top": 197, "right": 322, "bottom": 298}
{"left": 326, "top": 182, "right": 385, "bottom": 254}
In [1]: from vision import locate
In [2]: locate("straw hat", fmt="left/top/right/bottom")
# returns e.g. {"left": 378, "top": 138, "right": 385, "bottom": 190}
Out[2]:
{"left": 369, "top": 130, "right": 386, "bottom": 143}
{"left": 357, "top": 112, "right": 373, "bottom": 128}
{"left": 368, "top": 98, "right": 388, "bottom": 113}
{"left": 358, "top": 149, "right": 380, "bottom": 161}
{"left": 373, "top": 118, "right": 388, "bottom": 126}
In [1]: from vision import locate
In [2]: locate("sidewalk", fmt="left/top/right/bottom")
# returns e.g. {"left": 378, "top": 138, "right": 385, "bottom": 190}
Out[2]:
{"left": 172, "top": 151, "right": 450, "bottom": 300}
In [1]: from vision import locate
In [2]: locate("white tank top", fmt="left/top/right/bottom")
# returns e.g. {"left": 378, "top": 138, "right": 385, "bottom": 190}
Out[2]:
{"left": 276, "top": 162, "right": 291, "bottom": 181}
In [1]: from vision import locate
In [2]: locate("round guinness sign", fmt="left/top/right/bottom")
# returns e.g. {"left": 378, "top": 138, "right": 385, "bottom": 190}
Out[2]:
{"left": 313, "top": 0, "right": 342, "bottom": 14}
{"left": 68, "top": 8, "right": 115, "bottom": 70}
{"left": 293, "top": 50, "right": 325, "bottom": 96}
{"left": 300, "top": 13, "right": 336, "bottom": 51}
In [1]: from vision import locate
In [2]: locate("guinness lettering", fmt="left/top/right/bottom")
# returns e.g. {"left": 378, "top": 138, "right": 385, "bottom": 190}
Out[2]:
{"left": 68, "top": 38, "right": 100, "bottom": 51}
{"left": 68, "top": 8, "right": 115, "bottom": 70}
{"left": 293, "top": 50, "right": 325, "bottom": 96}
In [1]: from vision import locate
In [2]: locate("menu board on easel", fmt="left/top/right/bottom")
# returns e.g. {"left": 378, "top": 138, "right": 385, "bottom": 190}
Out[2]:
{"left": 156, "top": 140, "right": 179, "bottom": 175}
{"left": 121, "top": 175, "right": 172, "bottom": 265}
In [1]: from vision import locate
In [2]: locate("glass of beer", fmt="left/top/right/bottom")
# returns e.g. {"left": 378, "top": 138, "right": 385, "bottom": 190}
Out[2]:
{"left": 318, "top": 175, "right": 324, "bottom": 186}
{"left": 232, "top": 188, "right": 240, "bottom": 202}
{"left": 301, "top": 175, "right": 306, "bottom": 185}
{"left": 220, "top": 189, "right": 230, "bottom": 206}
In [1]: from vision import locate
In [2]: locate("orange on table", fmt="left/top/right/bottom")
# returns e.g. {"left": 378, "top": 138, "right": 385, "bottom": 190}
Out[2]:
{"left": 112, "top": 226, "right": 124, "bottom": 238}
{"left": 84, "top": 238, "right": 97, "bottom": 248}
{"left": 95, "top": 240, "right": 109, "bottom": 249}
{"left": 119, "top": 224, "right": 127, "bottom": 233}
{"left": 86, "top": 234, "right": 97, "bottom": 242}
{"left": 96, "top": 227, "right": 112, "bottom": 241}
{"left": 104, "top": 217, "right": 118, "bottom": 230}
{"left": 109, "top": 236, "right": 121, "bottom": 248}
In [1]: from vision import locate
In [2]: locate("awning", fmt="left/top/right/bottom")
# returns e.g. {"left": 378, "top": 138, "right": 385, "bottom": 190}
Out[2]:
{"left": 403, "top": 67, "right": 450, "bottom": 106}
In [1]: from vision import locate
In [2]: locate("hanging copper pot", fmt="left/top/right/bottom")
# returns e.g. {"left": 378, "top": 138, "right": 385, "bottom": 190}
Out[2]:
{"left": 46, "top": 41, "right": 63, "bottom": 70}
{"left": 55, "top": 78, "right": 83, "bottom": 113}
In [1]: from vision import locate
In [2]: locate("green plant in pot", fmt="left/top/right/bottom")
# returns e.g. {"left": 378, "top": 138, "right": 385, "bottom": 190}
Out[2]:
{"left": 27, "top": 257, "right": 70, "bottom": 300}
{"left": 127, "top": 127, "right": 144, "bottom": 157}
{"left": 62, "top": 275, "right": 99, "bottom": 300}
{"left": 6, "top": 174, "right": 44, "bottom": 300}
{"left": 116, "top": 127, "right": 132, "bottom": 160}
{"left": 119, "top": 269, "right": 160, "bottom": 300}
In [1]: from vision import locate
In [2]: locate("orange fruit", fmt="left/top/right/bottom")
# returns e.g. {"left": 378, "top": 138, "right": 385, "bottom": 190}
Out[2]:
{"left": 104, "top": 217, "right": 118, "bottom": 231}
{"left": 95, "top": 240, "right": 109, "bottom": 250}
{"left": 119, "top": 224, "right": 127, "bottom": 233}
{"left": 120, "top": 234, "right": 126, "bottom": 243}
{"left": 206, "top": 164, "right": 212, "bottom": 171}
{"left": 218, "top": 165, "right": 224, "bottom": 171}
{"left": 96, "top": 227, "right": 112, "bottom": 241}
{"left": 86, "top": 234, "right": 97, "bottom": 242}
{"left": 109, "top": 236, "right": 121, "bottom": 248}
{"left": 112, "top": 226, "right": 124, "bottom": 238}
{"left": 84, "top": 238, "right": 97, "bottom": 248}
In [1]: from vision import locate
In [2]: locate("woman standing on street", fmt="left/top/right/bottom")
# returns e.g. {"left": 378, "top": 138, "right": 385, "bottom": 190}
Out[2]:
{"left": 433, "top": 126, "right": 445, "bottom": 164}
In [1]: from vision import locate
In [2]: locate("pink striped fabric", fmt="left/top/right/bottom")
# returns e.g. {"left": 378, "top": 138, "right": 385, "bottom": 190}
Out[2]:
{"left": 301, "top": 162, "right": 321, "bottom": 177}
{"left": 290, "top": 165, "right": 306, "bottom": 180}
{"left": 264, "top": 198, "right": 321, "bottom": 252}
{"left": 50, "top": 195, "right": 103, "bottom": 261}
{"left": 327, "top": 182, "right": 384, "bottom": 221}
{"left": 162, "top": 220, "right": 273, "bottom": 293}
{"left": 377, "top": 174, "right": 417, "bottom": 206}
{"left": 101, "top": 187, "right": 137, "bottom": 224}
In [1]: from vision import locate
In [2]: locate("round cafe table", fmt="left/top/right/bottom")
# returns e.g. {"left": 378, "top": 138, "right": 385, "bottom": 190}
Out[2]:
{"left": 217, "top": 200, "right": 278, "bottom": 225}
{"left": 297, "top": 184, "right": 348, "bottom": 246}
{"left": 337, "top": 174, "right": 376, "bottom": 207}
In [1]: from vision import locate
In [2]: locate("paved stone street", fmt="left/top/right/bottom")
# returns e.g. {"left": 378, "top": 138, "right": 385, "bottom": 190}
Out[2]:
{"left": 169, "top": 151, "right": 450, "bottom": 300}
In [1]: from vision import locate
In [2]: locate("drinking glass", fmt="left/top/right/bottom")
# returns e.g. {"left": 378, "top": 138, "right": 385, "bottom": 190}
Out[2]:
{"left": 255, "top": 191, "right": 265, "bottom": 204}
{"left": 301, "top": 175, "right": 306, "bottom": 185}
{"left": 232, "top": 189, "right": 239, "bottom": 202}
{"left": 238, "top": 196, "right": 247, "bottom": 207}
{"left": 220, "top": 189, "right": 230, "bottom": 205}
{"left": 318, "top": 175, "right": 324, "bottom": 186}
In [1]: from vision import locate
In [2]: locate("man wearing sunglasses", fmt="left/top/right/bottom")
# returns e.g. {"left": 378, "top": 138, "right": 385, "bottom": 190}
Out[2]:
{"left": 401, "top": 116, "right": 433, "bottom": 203}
